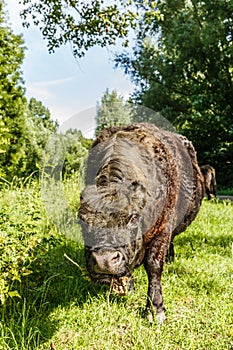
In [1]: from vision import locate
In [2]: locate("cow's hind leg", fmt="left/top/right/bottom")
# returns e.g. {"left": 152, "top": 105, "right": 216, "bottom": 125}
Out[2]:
{"left": 166, "top": 241, "right": 175, "bottom": 262}
{"left": 144, "top": 244, "right": 166, "bottom": 325}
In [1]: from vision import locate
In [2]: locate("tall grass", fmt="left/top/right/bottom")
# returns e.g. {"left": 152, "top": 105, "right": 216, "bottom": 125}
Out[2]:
{"left": 0, "top": 181, "right": 232, "bottom": 350}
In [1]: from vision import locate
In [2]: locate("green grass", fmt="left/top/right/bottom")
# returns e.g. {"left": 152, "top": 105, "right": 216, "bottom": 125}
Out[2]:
{"left": 0, "top": 182, "right": 233, "bottom": 350}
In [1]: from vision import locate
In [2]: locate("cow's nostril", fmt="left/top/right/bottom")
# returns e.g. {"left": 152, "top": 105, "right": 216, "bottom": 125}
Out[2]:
{"left": 111, "top": 251, "right": 123, "bottom": 265}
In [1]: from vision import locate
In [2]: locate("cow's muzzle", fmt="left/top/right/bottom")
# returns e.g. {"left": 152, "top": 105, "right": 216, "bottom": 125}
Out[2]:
{"left": 90, "top": 249, "right": 124, "bottom": 275}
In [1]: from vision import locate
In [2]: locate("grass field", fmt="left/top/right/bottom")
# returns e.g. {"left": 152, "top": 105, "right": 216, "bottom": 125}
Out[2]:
{"left": 0, "top": 181, "right": 232, "bottom": 350}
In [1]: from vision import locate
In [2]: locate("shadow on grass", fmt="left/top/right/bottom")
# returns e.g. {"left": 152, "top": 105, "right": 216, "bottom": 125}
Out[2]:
{"left": 1, "top": 239, "right": 112, "bottom": 349}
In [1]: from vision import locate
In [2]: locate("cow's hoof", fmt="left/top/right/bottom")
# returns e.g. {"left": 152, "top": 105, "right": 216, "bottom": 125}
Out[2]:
{"left": 144, "top": 309, "right": 166, "bottom": 325}
{"left": 156, "top": 310, "right": 166, "bottom": 325}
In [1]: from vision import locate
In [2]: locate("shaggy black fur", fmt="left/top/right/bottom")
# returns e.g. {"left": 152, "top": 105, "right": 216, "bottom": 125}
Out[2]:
{"left": 79, "top": 123, "right": 204, "bottom": 323}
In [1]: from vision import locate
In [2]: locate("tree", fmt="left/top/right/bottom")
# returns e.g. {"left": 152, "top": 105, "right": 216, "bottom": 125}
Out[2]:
{"left": 0, "top": 0, "right": 27, "bottom": 179}
{"left": 0, "top": 2, "right": 60, "bottom": 180}
{"left": 22, "top": 98, "right": 59, "bottom": 176}
{"left": 28, "top": 97, "right": 58, "bottom": 132}
{"left": 62, "top": 129, "right": 91, "bottom": 179}
{"left": 20, "top": 0, "right": 139, "bottom": 57}
{"left": 116, "top": 0, "right": 233, "bottom": 187}
{"left": 95, "top": 89, "right": 132, "bottom": 136}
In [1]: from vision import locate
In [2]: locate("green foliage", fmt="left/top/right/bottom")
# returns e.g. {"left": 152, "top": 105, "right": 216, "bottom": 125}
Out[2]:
{"left": 0, "top": 182, "right": 232, "bottom": 349}
{"left": 116, "top": 0, "right": 233, "bottom": 187}
{"left": 0, "top": 0, "right": 91, "bottom": 181}
{"left": 28, "top": 97, "right": 58, "bottom": 132}
{"left": 39, "top": 131, "right": 91, "bottom": 242}
{"left": 0, "top": 180, "right": 54, "bottom": 304}
{"left": 20, "top": 0, "right": 138, "bottom": 57}
{"left": 22, "top": 98, "right": 59, "bottom": 177}
{"left": 62, "top": 129, "right": 92, "bottom": 178}
{"left": 0, "top": 3, "right": 60, "bottom": 181}
{"left": 40, "top": 129, "right": 91, "bottom": 186}
{"left": 95, "top": 89, "right": 133, "bottom": 136}
{"left": 0, "top": 1, "right": 27, "bottom": 178}
{"left": 0, "top": 177, "right": 84, "bottom": 306}
{"left": 218, "top": 188, "right": 233, "bottom": 196}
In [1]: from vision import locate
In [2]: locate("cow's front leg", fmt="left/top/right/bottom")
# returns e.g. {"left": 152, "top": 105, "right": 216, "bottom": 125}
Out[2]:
{"left": 144, "top": 244, "right": 166, "bottom": 325}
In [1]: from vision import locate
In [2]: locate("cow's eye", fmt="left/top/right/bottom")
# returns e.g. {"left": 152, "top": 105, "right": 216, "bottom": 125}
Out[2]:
{"left": 128, "top": 213, "right": 139, "bottom": 226}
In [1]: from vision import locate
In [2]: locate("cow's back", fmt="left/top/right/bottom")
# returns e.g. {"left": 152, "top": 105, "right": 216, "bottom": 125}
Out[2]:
{"left": 91, "top": 123, "right": 204, "bottom": 244}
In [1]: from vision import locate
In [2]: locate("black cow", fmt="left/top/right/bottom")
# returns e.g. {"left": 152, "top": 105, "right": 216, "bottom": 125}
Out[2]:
{"left": 200, "top": 165, "right": 217, "bottom": 200}
{"left": 79, "top": 123, "right": 204, "bottom": 324}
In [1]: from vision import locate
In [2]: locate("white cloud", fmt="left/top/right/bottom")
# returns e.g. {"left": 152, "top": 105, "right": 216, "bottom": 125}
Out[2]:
{"left": 26, "top": 76, "right": 77, "bottom": 104}
{"left": 29, "top": 76, "right": 76, "bottom": 88}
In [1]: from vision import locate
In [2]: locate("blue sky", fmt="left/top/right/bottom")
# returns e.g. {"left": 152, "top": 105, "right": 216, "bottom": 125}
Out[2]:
{"left": 7, "top": 0, "right": 135, "bottom": 137}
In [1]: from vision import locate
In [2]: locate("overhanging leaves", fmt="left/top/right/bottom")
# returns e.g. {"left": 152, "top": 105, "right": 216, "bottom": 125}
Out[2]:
{"left": 19, "top": 0, "right": 139, "bottom": 57}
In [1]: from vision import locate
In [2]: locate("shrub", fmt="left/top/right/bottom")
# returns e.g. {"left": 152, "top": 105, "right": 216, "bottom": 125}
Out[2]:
{"left": 0, "top": 178, "right": 82, "bottom": 305}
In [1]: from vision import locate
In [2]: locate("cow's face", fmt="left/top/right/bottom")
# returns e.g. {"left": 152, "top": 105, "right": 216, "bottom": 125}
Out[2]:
{"left": 78, "top": 181, "right": 148, "bottom": 287}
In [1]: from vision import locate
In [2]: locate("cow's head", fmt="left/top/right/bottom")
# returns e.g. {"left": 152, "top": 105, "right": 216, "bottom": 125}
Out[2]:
{"left": 78, "top": 180, "right": 147, "bottom": 288}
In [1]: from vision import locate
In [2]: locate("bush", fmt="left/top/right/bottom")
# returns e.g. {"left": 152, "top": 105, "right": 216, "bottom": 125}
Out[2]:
{"left": 0, "top": 178, "right": 82, "bottom": 305}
